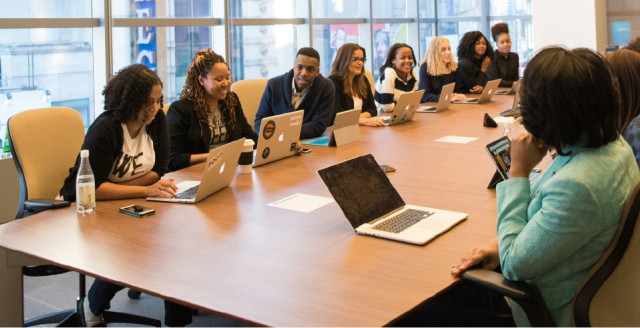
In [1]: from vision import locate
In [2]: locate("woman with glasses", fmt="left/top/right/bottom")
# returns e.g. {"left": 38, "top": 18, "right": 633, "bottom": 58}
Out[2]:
{"left": 166, "top": 48, "right": 257, "bottom": 172}
{"left": 418, "top": 36, "right": 467, "bottom": 103}
{"left": 328, "top": 43, "right": 384, "bottom": 127}
{"left": 374, "top": 43, "right": 418, "bottom": 113}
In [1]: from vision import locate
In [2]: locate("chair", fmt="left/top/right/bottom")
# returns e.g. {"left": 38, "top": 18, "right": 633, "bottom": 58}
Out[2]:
{"left": 462, "top": 181, "right": 640, "bottom": 326}
{"left": 8, "top": 107, "right": 160, "bottom": 327}
{"left": 231, "top": 78, "right": 268, "bottom": 126}
{"left": 364, "top": 69, "right": 376, "bottom": 95}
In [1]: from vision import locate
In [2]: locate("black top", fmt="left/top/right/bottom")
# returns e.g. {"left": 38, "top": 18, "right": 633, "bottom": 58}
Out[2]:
{"left": 457, "top": 57, "right": 488, "bottom": 92}
{"left": 59, "top": 109, "right": 170, "bottom": 201}
{"left": 167, "top": 93, "right": 258, "bottom": 171}
{"left": 328, "top": 74, "right": 377, "bottom": 125}
{"left": 418, "top": 62, "right": 466, "bottom": 103}
{"left": 486, "top": 52, "right": 520, "bottom": 88}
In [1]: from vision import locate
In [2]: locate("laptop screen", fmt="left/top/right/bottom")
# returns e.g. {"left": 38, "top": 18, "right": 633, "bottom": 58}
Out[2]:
{"left": 318, "top": 154, "right": 406, "bottom": 229}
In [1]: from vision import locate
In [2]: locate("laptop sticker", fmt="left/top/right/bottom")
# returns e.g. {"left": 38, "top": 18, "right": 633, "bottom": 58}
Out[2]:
{"left": 262, "top": 147, "right": 270, "bottom": 159}
{"left": 263, "top": 120, "right": 276, "bottom": 140}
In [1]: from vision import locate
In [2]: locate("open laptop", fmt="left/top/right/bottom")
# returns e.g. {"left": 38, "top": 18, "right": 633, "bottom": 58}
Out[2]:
{"left": 417, "top": 82, "right": 455, "bottom": 113}
{"left": 495, "top": 80, "right": 520, "bottom": 95}
{"left": 302, "top": 108, "right": 360, "bottom": 147}
{"left": 485, "top": 136, "right": 541, "bottom": 188}
{"left": 254, "top": 110, "right": 303, "bottom": 167}
{"left": 318, "top": 154, "right": 467, "bottom": 245}
{"left": 500, "top": 82, "right": 522, "bottom": 117}
{"left": 147, "top": 138, "right": 245, "bottom": 203}
{"left": 453, "top": 79, "right": 501, "bottom": 104}
{"left": 380, "top": 90, "right": 425, "bottom": 126}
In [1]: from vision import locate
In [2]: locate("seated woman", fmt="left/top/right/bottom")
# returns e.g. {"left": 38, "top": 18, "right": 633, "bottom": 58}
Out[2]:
{"left": 457, "top": 31, "right": 494, "bottom": 94}
{"left": 374, "top": 43, "right": 418, "bottom": 113}
{"left": 167, "top": 48, "right": 258, "bottom": 172}
{"left": 606, "top": 49, "right": 640, "bottom": 169}
{"left": 328, "top": 43, "right": 385, "bottom": 127}
{"left": 59, "top": 64, "right": 192, "bottom": 326}
{"left": 418, "top": 36, "right": 466, "bottom": 103}
{"left": 450, "top": 47, "right": 640, "bottom": 326}
{"left": 486, "top": 22, "right": 520, "bottom": 88}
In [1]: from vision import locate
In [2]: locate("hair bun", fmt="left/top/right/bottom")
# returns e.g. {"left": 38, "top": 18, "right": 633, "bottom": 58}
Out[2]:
{"left": 491, "top": 23, "right": 509, "bottom": 42}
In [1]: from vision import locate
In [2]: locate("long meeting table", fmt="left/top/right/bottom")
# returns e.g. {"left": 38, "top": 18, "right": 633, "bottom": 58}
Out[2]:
{"left": 0, "top": 94, "right": 531, "bottom": 326}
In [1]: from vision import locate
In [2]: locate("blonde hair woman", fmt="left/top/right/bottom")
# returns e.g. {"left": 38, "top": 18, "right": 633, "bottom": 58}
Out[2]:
{"left": 418, "top": 37, "right": 466, "bottom": 103}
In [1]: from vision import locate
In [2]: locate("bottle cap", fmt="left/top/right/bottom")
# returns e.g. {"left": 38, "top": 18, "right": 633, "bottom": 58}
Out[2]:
{"left": 81, "top": 149, "right": 89, "bottom": 157}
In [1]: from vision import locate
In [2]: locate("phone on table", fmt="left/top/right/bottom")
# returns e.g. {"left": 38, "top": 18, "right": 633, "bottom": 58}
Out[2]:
{"left": 119, "top": 204, "right": 155, "bottom": 218}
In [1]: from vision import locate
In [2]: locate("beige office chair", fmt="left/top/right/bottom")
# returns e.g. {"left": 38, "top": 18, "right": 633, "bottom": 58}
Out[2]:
{"left": 230, "top": 78, "right": 268, "bottom": 127}
{"left": 364, "top": 69, "right": 376, "bottom": 95}
{"left": 8, "top": 107, "right": 160, "bottom": 327}
{"left": 462, "top": 181, "right": 640, "bottom": 326}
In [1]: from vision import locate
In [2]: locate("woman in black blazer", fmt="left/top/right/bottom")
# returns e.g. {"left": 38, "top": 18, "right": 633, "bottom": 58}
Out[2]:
{"left": 328, "top": 43, "right": 385, "bottom": 127}
{"left": 167, "top": 48, "right": 257, "bottom": 171}
{"left": 486, "top": 23, "right": 520, "bottom": 88}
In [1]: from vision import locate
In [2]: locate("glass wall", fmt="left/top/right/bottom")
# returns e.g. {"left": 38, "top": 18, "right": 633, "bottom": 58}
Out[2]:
{"left": 607, "top": 0, "right": 640, "bottom": 48}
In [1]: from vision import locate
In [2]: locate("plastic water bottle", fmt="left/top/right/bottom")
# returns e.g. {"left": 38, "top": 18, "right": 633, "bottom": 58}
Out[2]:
{"left": 76, "top": 149, "right": 96, "bottom": 214}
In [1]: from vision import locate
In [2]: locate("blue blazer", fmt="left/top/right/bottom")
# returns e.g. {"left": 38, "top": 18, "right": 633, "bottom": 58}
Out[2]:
{"left": 254, "top": 69, "right": 335, "bottom": 139}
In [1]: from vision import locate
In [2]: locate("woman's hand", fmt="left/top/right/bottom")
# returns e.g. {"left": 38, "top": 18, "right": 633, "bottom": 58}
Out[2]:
{"left": 451, "top": 93, "right": 467, "bottom": 102}
{"left": 481, "top": 56, "right": 492, "bottom": 72}
{"left": 360, "top": 117, "right": 386, "bottom": 127}
{"left": 470, "top": 85, "right": 484, "bottom": 94}
{"left": 451, "top": 239, "right": 500, "bottom": 277}
{"left": 294, "top": 141, "right": 303, "bottom": 155}
{"left": 509, "top": 133, "right": 548, "bottom": 178}
{"left": 144, "top": 178, "right": 177, "bottom": 198}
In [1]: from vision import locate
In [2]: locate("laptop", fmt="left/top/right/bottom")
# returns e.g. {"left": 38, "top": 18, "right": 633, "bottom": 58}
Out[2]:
{"left": 147, "top": 138, "right": 245, "bottom": 203}
{"left": 254, "top": 111, "right": 303, "bottom": 167}
{"left": 317, "top": 154, "right": 468, "bottom": 245}
{"left": 417, "top": 82, "right": 455, "bottom": 113}
{"left": 302, "top": 108, "right": 360, "bottom": 147}
{"left": 485, "top": 136, "right": 541, "bottom": 188}
{"left": 495, "top": 80, "right": 520, "bottom": 95}
{"left": 453, "top": 79, "right": 501, "bottom": 104}
{"left": 380, "top": 90, "right": 425, "bottom": 126}
{"left": 500, "top": 82, "right": 522, "bottom": 117}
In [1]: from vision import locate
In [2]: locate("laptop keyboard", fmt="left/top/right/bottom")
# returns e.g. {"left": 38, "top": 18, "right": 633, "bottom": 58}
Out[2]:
{"left": 372, "top": 209, "right": 435, "bottom": 234}
{"left": 174, "top": 185, "right": 199, "bottom": 199}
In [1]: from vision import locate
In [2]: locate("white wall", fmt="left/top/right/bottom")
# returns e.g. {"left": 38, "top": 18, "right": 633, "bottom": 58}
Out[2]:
{"left": 532, "top": 0, "right": 607, "bottom": 52}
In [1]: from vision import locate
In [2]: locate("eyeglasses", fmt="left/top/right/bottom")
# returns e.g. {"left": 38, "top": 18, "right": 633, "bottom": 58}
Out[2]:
{"left": 351, "top": 57, "right": 367, "bottom": 63}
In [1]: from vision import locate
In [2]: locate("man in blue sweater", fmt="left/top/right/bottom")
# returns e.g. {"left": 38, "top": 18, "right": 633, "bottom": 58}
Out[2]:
{"left": 254, "top": 47, "right": 335, "bottom": 139}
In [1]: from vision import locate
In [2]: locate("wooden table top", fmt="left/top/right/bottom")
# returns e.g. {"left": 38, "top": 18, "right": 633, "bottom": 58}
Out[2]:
{"left": 0, "top": 94, "right": 534, "bottom": 326}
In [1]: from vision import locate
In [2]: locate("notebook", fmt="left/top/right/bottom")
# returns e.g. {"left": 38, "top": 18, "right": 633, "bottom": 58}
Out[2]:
{"left": 495, "top": 80, "right": 520, "bottom": 95}
{"left": 485, "top": 136, "right": 541, "bottom": 188}
{"left": 317, "top": 154, "right": 468, "bottom": 245}
{"left": 146, "top": 138, "right": 245, "bottom": 204}
{"left": 500, "top": 82, "right": 522, "bottom": 117}
{"left": 453, "top": 79, "right": 501, "bottom": 104}
{"left": 417, "top": 82, "right": 455, "bottom": 113}
{"left": 302, "top": 108, "right": 360, "bottom": 147}
{"left": 380, "top": 90, "right": 425, "bottom": 126}
{"left": 254, "top": 111, "right": 303, "bottom": 167}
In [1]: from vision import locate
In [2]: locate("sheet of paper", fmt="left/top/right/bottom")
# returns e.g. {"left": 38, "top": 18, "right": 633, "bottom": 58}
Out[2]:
{"left": 435, "top": 136, "right": 478, "bottom": 144}
{"left": 492, "top": 116, "right": 517, "bottom": 124}
{"left": 267, "top": 193, "right": 334, "bottom": 213}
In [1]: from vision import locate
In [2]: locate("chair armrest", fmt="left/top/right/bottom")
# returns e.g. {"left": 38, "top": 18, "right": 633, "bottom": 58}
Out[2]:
{"left": 462, "top": 269, "right": 556, "bottom": 327}
{"left": 24, "top": 198, "right": 70, "bottom": 210}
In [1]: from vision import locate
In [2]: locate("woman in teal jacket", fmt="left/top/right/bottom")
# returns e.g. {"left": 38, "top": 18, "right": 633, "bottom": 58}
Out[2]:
{"left": 450, "top": 47, "right": 640, "bottom": 326}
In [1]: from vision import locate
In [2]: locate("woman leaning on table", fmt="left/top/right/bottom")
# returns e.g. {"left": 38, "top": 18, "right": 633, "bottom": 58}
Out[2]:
{"left": 58, "top": 64, "right": 192, "bottom": 327}
{"left": 456, "top": 31, "right": 494, "bottom": 94}
{"left": 417, "top": 36, "right": 467, "bottom": 103}
{"left": 167, "top": 48, "right": 258, "bottom": 172}
{"left": 328, "top": 43, "right": 385, "bottom": 127}
{"left": 486, "top": 23, "right": 520, "bottom": 88}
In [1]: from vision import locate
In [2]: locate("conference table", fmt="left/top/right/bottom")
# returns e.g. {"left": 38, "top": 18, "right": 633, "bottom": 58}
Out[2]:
{"left": 0, "top": 94, "right": 533, "bottom": 326}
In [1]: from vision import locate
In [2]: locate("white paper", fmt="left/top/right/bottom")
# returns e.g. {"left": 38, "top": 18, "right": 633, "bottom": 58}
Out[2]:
{"left": 492, "top": 116, "right": 517, "bottom": 124}
{"left": 435, "top": 136, "right": 478, "bottom": 144}
{"left": 268, "top": 193, "right": 335, "bottom": 213}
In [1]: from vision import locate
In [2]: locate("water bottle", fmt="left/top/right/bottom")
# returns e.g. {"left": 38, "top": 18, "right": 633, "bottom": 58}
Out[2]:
{"left": 76, "top": 149, "right": 96, "bottom": 214}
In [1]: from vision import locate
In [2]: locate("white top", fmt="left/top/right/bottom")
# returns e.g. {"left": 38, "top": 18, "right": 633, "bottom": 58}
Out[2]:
{"left": 374, "top": 67, "right": 418, "bottom": 113}
{"left": 352, "top": 96, "right": 363, "bottom": 111}
{"left": 108, "top": 123, "right": 155, "bottom": 182}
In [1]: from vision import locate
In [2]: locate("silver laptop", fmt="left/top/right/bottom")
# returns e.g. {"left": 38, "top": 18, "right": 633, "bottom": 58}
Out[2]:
{"left": 254, "top": 111, "right": 303, "bottom": 167}
{"left": 453, "top": 79, "right": 501, "bottom": 104}
{"left": 495, "top": 79, "right": 520, "bottom": 95}
{"left": 500, "top": 82, "right": 522, "bottom": 117}
{"left": 147, "top": 138, "right": 245, "bottom": 204}
{"left": 380, "top": 90, "right": 425, "bottom": 126}
{"left": 318, "top": 154, "right": 467, "bottom": 245}
{"left": 417, "top": 82, "right": 455, "bottom": 113}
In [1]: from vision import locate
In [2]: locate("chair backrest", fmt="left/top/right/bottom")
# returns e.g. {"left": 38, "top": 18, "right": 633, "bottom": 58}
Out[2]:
{"left": 573, "top": 181, "right": 640, "bottom": 326}
{"left": 364, "top": 69, "right": 375, "bottom": 95}
{"left": 162, "top": 103, "right": 170, "bottom": 114}
{"left": 230, "top": 78, "right": 268, "bottom": 126}
{"left": 8, "top": 107, "right": 85, "bottom": 217}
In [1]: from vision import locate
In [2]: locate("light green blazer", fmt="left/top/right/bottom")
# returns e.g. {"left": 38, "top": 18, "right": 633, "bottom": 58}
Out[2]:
{"left": 496, "top": 136, "right": 640, "bottom": 326}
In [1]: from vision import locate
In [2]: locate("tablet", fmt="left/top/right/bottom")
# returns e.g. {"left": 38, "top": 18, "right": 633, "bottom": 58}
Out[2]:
{"left": 485, "top": 136, "right": 512, "bottom": 180}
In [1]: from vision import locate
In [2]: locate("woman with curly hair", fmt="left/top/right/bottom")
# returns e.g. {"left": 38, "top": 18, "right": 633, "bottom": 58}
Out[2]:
{"left": 328, "top": 43, "right": 385, "bottom": 127}
{"left": 418, "top": 36, "right": 467, "bottom": 103}
{"left": 486, "top": 23, "right": 520, "bottom": 88}
{"left": 167, "top": 48, "right": 257, "bottom": 171}
{"left": 457, "top": 31, "right": 494, "bottom": 94}
{"left": 374, "top": 43, "right": 418, "bottom": 113}
{"left": 59, "top": 64, "right": 192, "bottom": 326}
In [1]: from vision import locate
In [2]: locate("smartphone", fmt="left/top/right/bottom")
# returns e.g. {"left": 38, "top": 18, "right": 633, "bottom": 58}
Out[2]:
{"left": 301, "top": 148, "right": 312, "bottom": 154}
{"left": 119, "top": 204, "right": 155, "bottom": 218}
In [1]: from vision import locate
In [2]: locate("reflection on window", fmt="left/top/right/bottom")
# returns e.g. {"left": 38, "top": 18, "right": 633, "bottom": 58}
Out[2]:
{"left": 313, "top": 24, "right": 361, "bottom": 76}
{"left": 371, "top": 23, "right": 410, "bottom": 81}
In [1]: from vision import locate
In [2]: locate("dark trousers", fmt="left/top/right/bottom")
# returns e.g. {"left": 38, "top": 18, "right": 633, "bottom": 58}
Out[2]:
{"left": 391, "top": 280, "right": 515, "bottom": 327}
{"left": 88, "top": 278, "right": 193, "bottom": 326}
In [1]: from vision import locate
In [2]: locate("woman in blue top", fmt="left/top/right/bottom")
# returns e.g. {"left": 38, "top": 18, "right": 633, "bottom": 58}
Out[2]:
{"left": 418, "top": 36, "right": 467, "bottom": 103}
{"left": 457, "top": 31, "right": 494, "bottom": 94}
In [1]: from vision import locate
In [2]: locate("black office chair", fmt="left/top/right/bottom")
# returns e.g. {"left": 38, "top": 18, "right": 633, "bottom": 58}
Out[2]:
{"left": 8, "top": 107, "right": 160, "bottom": 326}
{"left": 462, "top": 181, "right": 640, "bottom": 326}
